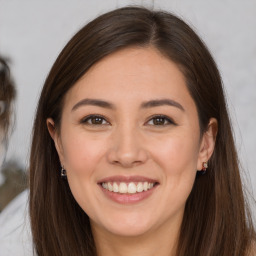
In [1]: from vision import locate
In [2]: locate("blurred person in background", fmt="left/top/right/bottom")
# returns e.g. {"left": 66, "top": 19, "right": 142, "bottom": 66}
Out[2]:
{"left": 0, "top": 56, "right": 15, "bottom": 169}
{"left": 0, "top": 56, "right": 32, "bottom": 256}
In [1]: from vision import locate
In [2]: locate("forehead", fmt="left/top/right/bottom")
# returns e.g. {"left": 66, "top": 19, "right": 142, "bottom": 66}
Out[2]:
{"left": 63, "top": 47, "right": 195, "bottom": 110}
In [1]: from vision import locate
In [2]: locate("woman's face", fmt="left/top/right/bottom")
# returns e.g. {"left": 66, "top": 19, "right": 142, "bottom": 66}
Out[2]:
{"left": 49, "top": 47, "right": 215, "bottom": 238}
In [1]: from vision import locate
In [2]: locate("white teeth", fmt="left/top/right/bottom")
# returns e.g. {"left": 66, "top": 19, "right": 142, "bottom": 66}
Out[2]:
{"left": 101, "top": 181, "right": 155, "bottom": 194}
{"left": 113, "top": 182, "right": 119, "bottom": 192}
{"left": 119, "top": 182, "right": 128, "bottom": 193}
{"left": 143, "top": 182, "right": 148, "bottom": 191}
{"left": 137, "top": 182, "right": 144, "bottom": 192}
{"left": 128, "top": 183, "right": 137, "bottom": 194}
{"left": 108, "top": 182, "right": 113, "bottom": 192}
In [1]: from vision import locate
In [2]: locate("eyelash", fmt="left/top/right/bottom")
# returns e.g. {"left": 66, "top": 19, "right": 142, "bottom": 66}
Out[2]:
{"left": 81, "top": 114, "right": 109, "bottom": 125}
{"left": 145, "top": 114, "right": 176, "bottom": 126}
{"left": 80, "top": 114, "right": 176, "bottom": 126}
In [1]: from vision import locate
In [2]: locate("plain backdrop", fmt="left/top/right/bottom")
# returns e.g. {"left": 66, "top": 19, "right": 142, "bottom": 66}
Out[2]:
{"left": 0, "top": 0, "right": 255, "bottom": 198}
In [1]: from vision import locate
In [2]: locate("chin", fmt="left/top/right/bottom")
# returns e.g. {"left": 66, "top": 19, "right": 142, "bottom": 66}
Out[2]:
{"left": 103, "top": 223, "right": 152, "bottom": 237}
{"left": 92, "top": 212, "right": 155, "bottom": 238}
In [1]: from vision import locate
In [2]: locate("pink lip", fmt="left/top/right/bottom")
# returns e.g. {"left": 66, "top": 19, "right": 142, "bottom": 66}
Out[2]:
{"left": 98, "top": 175, "right": 159, "bottom": 205}
{"left": 99, "top": 185, "right": 158, "bottom": 204}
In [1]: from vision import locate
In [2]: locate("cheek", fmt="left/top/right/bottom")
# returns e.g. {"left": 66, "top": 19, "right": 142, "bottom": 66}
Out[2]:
{"left": 61, "top": 131, "right": 106, "bottom": 175}
{"left": 155, "top": 134, "right": 199, "bottom": 204}
{"left": 150, "top": 132, "right": 200, "bottom": 174}
{"left": 59, "top": 131, "right": 108, "bottom": 213}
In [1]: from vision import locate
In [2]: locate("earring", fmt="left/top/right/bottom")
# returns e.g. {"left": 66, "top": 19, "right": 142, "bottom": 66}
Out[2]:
{"left": 202, "top": 162, "right": 208, "bottom": 171}
{"left": 61, "top": 166, "right": 67, "bottom": 178}
{"left": 201, "top": 162, "right": 208, "bottom": 174}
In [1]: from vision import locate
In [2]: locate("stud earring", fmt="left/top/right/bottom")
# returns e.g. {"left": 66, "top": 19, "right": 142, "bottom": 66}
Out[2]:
{"left": 201, "top": 162, "right": 208, "bottom": 174}
{"left": 61, "top": 166, "right": 67, "bottom": 178}
{"left": 202, "top": 162, "right": 208, "bottom": 171}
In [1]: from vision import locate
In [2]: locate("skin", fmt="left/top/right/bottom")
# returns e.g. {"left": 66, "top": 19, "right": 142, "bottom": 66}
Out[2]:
{"left": 48, "top": 47, "right": 217, "bottom": 256}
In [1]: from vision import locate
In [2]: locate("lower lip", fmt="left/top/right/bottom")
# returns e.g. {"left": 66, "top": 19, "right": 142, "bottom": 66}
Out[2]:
{"left": 99, "top": 185, "right": 157, "bottom": 204}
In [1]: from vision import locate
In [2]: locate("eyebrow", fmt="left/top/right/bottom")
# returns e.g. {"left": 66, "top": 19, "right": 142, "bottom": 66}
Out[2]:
{"left": 72, "top": 98, "right": 115, "bottom": 111}
{"left": 141, "top": 99, "right": 185, "bottom": 111}
{"left": 71, "top": 98, "right": 184, "bottom": 112}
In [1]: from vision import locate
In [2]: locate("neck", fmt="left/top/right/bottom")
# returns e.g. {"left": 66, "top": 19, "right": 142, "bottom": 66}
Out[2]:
{"left": 91, "top": 215, "right": 182, "bottom": 256}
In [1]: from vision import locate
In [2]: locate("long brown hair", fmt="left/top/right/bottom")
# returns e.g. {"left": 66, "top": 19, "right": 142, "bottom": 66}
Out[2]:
{"left": 29, "top": 7, "right": 255, "bottom": 256}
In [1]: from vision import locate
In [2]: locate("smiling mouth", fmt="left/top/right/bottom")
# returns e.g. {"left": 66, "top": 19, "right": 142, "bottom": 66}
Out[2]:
{"left": 101, "top": 181, "right": 158, "bottom": 194}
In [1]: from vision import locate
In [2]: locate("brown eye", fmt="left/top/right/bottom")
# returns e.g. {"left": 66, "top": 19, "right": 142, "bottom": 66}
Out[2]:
{"left": 90, "top": 116, "right": 104, "bottom": 124}
{"left": 153, "top": 117, "right": 166, "bottom": 125}
{"left": 147, "top": 115, "right": 175, "bottom": 126}
{"left": 82, "top": 115, "right": 109, "bottom": 125}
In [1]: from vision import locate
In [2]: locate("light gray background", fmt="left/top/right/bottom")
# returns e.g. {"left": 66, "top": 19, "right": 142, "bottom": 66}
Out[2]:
{"left": 0, "top": 0, "right": 255, "bottom": 196}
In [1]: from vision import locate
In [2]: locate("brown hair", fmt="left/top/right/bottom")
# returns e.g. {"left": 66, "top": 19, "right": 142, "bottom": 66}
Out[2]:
{"left": 29, "top": 7, "right": 255, "bottom": 256}
{"left": 0, "top": 57, "right": 16, "bottom": 144}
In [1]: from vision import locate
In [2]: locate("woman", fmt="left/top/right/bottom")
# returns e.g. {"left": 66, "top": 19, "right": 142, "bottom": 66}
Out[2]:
{"left": 0, "top": 57, "right": 32, "bottom": 256}
{"left": 29, "top": 7, "right": 255, "bottom": 256}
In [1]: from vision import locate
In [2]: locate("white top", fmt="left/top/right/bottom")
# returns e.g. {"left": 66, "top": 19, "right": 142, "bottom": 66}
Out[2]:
{"left": 0, "top": 190, "right": 33, "bottom": 256}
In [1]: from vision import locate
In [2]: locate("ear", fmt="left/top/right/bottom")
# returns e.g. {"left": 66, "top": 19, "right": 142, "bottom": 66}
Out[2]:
{"left": 46, "top": 118, "right": 65, "bottom": 165}
{"left": 197, "top": 118, "right": 218, "bottom": 170}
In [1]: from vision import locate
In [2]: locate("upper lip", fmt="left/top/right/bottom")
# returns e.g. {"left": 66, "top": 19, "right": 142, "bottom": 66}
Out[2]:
{"left": 97, "top": 175, "right": 159, "bottom": 184}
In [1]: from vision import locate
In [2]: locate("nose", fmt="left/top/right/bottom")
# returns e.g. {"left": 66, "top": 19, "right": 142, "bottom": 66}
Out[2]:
{"left": 106, "top": 125, "right": 148, "bottom": 168}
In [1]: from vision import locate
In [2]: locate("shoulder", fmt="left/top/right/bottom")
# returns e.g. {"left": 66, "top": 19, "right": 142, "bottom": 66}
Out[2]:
{"left": 0, "top": 190, "right": 33, "bottom": 256}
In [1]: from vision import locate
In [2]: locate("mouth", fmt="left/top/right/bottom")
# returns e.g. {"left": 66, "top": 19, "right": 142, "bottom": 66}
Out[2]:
{"left": 97, "top": 176, "right": 159, "bottom": 204}
{"left": 101, "top": 181, "right": 157, "bottom": 194}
